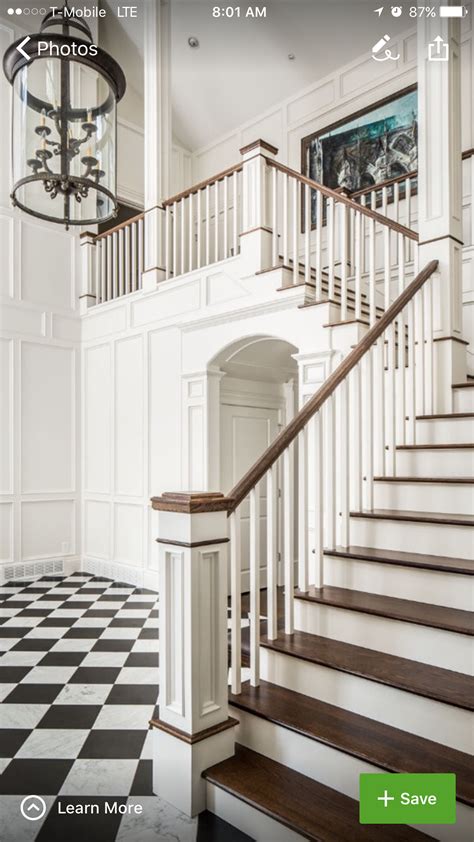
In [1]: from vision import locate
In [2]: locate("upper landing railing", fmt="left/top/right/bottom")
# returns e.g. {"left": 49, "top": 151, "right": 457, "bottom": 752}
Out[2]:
{"left": 79, "top": 141, "right": 474, "bottom": 316}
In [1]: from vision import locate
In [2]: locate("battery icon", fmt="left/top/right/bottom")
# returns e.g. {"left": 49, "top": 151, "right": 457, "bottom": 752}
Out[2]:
{"left": 439, "top": 5, "right": 467, "bottom": 15}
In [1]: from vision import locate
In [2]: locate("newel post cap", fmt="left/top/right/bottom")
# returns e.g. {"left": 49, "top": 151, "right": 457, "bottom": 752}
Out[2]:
{"left": 239, "top": 138, "right": 279, "bottom": 160}
{"left": 150, "top": 491, "right": 235, "bottom": 514}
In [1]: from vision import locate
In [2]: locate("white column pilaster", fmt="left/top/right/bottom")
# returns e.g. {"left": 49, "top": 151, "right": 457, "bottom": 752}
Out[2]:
{"left": 181, "top": 367, "right": 225, "bottom": 492}
{"left": 79, "top": 231, "right": 96, "bottom": 313}
{"left": 239, "top": 139, "right": 278, "bottom": 274}
{"left": 142, "top": 0, "right": 172, "bottom": 292}
{"left": 417, "top": 9, "right": 466, "bottom": 409}
{"left": 150, "top": 492, "right": 236, "bottom": 816}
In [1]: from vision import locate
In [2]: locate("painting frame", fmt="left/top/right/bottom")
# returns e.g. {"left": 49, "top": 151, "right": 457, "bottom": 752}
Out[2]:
{"left": 301, "top": 84, "right": 418, "bottom": 230}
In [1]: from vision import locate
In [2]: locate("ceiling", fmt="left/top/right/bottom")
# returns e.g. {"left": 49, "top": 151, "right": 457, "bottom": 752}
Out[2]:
{"left": 96, "top": 1, "right": 407, "bottom": 151}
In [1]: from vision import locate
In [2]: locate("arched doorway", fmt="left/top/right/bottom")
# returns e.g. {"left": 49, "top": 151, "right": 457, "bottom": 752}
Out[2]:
{"left": 210, "top": 336, "right": 298, "bottom": 593}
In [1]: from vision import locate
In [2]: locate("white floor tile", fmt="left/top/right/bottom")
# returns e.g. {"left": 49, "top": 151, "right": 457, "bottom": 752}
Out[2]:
{"left": 0, "top": 684, "right": 16, "bottom": 702}
{"left": 131, "top": 640, "right": 159, "bottom": 653}
{"left": 54, "top": 683, "right": 113, "bottom": 705}
{"left": 2, "top": 617, "right": 43, "bottom": 627}
{"left": 60, "top": 759, "right": 138, "bottom": 796}
{"left": 0, "top": 639, "right": 19, "bottom": 652}
{"left": 16, "top": 729, "right": 89, "bottom": 759}
{"left": 0, "top": 795, "right": 55, "bottom": 842}
{"left": 115, "top": 797, "right": 197, "bottom": 842}
{"left": 21, "top": 666, "right": 78, "bottom": 685}
{"left": 26, "top": 627, "right": 70, "bottom": 639}
{"left": 0, "top": 704, "right": 50, "bottom": 729}
{"left": 73, "top": 617, "right": 112, "bottom": 628}
{"left": 52, "top": 638, "right": 97, "bottom": 652}
{"left": 0, "top": 651, "right": 46, "bottom": 667}
{"left": 92, "top": 704, "right": 155, "bottom": 730}
{"left": 101, "top": 627, "right": 141, "bottom": 640}
{"left": 48, "top": 609, "right": 86, "bottom": 618}
{"left": 81, "top": 651, "right": 129, "bottom": 668}
{"left": 116, "top": 668, "right": 158, "bottom": 685}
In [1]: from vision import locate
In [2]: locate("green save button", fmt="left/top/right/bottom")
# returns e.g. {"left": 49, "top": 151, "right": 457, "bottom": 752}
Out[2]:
{"left": 360, "top": 773, "right": 456, "bottom": 825}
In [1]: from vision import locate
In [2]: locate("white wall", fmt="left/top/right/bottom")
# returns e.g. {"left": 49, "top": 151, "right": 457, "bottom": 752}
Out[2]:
{"left": 0, "top": 22, "right": 81, "bottom": 583}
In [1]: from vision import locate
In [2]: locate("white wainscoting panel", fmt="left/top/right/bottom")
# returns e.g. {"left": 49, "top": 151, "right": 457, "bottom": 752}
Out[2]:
{"left": 21, "top": 499, "right": 75, "bottom": 561}
{"left": 20, "top": 342, "right": 75, "bottom": 494}
{"left": 20, "top": 220, "right": 75, "bottom": 312}
{"left": 114, "top": 335, "right": 144, "bottom": 497}
{"left": 0, "top": 213, "right": 14, "bottom": 299}
{"left": 0, "top": 338, "right": 13, "bottom": 494}
{"left": 0, "top": 503, "right": 13, "bottom": 563}
{"left": 84, "top": 344, "right": 112, "bottom": 494}
{"left": 84, "top": 499, "right": 111, "bottom": 560}
{"left": 114, "top": 502, "right": 143, "bottom": 567}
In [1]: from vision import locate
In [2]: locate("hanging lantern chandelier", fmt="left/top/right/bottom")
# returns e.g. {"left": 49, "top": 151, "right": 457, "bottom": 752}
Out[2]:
{"left": 3, "top": 3, "right": 126, "bottom": 228}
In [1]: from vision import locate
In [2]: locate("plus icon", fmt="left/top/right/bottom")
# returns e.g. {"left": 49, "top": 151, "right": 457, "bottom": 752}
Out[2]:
{"left": 377, "top": 790, "right": 395, "bottom": 807}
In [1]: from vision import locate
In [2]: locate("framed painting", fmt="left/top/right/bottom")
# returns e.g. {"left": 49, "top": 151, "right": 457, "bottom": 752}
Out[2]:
{"left": 301, "top": 85, "right": 418, "bottom": 226}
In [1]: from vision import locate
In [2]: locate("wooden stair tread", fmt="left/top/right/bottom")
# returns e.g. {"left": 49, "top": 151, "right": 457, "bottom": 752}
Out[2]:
{"left": 416, "top": 412, "right": 474, "bottom": 420}
{"left": 453, "top": 382, "right": 474, "bottom": 388}
{"left": 374, "top": 475, "right": 474, "bottom": 484}
{"left": 325, "top": 545, "right": 474, "bottom": 575}
{"left": 350, "top": 508, "right": 474, "bottom": 526}
{"left": 397, "top": 443, "right": 473, "bottom": 450}
{"left": 203, "top": 745, "right": 433, "bottom": 841}
{"left": 294, "top": 585, "right": 473, "bottom": 635}
{"left": 260, "top": 630, "right": 474, "bottom": 709}
{"left": 229, "top": 681, "right": 474, "bottom": 806}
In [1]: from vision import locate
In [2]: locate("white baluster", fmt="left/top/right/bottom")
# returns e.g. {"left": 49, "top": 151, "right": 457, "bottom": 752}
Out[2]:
{"left": 471, "top": 156, "right": 474, "bottom": 247}
{"left": 188, "top": 192, "right": 194, "bottom": 272}
{"left": 315, "top": 191, "right": 322, "bottom": 300}
{"left": 304, "top": 184, "right": 310, "bottom": 286}
{"left": 298, "top": 427, "right": 308, "bottom": 593}
{"left": 197, "top": 190, "right": 202, "bottom": 269}
{"left": 374, "top": 336, "right": 386, "bottom": 477}
{"left": 282, "top": 172, "right": 289, "bottom": 266}
{"left": 205, "top": 187, "right": 210, "bottom": 266}
{"left": 338, "top": 380, "right": 350, "bottom": 548}
{"left": 340, "top": 202, "right": 348, "bottom": 320}
{"left": 387, "top": 322, "right": 397, "bottom": 476}
{"left": 95, "top": 239, "right": 101, "bottom": 305}
{"left": 327, "top": 197, "right": 335, "bottom": 300}
{"left": 350, "top": 364, "right": 362, "bottom": 511}
{"left": 362, "top": 350, "right": 374, "bottom": 511}
{"left": 325, "top": 394, "right": 336, "bottom": 549}
{"left": 172, "top": 201, "right": 178, "bottom": 278}
{"left": 138, "top": 217, "right": 144, "bottom": 290}
{"left": 406, "top": 178, "right": 412, "bottom": 260}
{"left": 416, "top": 283, "right": 426, "bottom": 417}
{"left": 249, "top": 486, "right": 260, "bottom": 686}
{"left": 119, "top": 229, "right": 125, "bottom": 297}
{"left": 407, "top": 298, "right": 416, "bottom": 445}
{"left": 181, "top": 198, "right": 186, "bottom": 275}
{"left": 272, "top": 166, "right": 278, "bottom": 267}
{"left": 233, "top": 171, "right": 238, "bottom": 257}
{"left": 229, "top": 508, "right": 241, "bottom": 695}
{"left": 215, "top": 180, "right": 219, "bottom": 263}
{"left": 106, "top": 235, "right": 112, "bottom": 301}
{"left": 266, "top": 464, "right": 278, "bottom": 640}
{"left": 369, "top": 216, "right": 376, "bottom": 326}
{"left": 355, "top": 211, "right": 362, "bottom": 320}
{"left": 165, "top": 206, "right": 171, "bottom": 280}
{"left": 311, "top": 412, "right": 324, "bottom": 588}
{"left": 112, "top": 232, "right": 118, "bottom": 299}
{"left": 292, "top": 178, "right": 298, "bottom": 285}
{"left": 283, "top": 446, "right": 294, "bottom": 635}
{"left": 223, "top": 176, "right": 229, "bottom": 259}
{"left": 425, "top": 276, "right": 434, "bottom": 415}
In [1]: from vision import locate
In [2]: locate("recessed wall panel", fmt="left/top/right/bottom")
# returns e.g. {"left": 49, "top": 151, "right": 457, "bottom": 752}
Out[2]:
{"left": 21, "top": 343, "right": 75, "bottom": 494}
{"left": 114, "top": 503, "right": 143, "bottom": 567}
{"left": 84, "top": 344, "right": 111, "bottom": 493}
{"left": 115, "top": 336, "right": 143, "bottom": 497}
{"left": 0, "top": 339, "right": 13, "bottom": 494}
{"left": 21, "top": 500, "right": 75, "bottom": 561}
{"left": 84, "top": 500, "right": 110, "bottom": 560}
{"left": 0, "top": 503, "right": 13, "bottom": 563}
{"left": 21, "top": 221, "right": 75, "bottom": 311}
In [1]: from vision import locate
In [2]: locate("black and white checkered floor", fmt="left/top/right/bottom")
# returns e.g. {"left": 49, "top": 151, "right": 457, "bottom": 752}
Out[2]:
{"left": 0, "top": 572, "right": 252, "bottom": 842}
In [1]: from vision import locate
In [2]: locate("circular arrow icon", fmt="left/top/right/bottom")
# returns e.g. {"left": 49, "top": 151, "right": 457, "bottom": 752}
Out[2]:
{"left": 20, "top": 795, "right": 46, "bottom": 822}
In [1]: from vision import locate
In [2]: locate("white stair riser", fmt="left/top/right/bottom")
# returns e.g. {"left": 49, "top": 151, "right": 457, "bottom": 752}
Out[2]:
{"left": 206, "top": 783, "right": 304, "bottom": 842}
{"left": 349, "top": 517, "right": 473, "bottom": 559}
{"left": 415, "top": 416, "right": 474, "bottom": 444}
{"left": 324, "top": 555, "right": 473, "bottom": 611}
{"left": 293, "top": 599, "right": 471, "bottom": 673}
{"left": 395, "top": 447, "right": 474, "bottom": 478}
{"left": 230, "top": 708, "right": 474, "bottom": 842}
{"left": 260, "top": 647, "right": 472, "bottom": 752}
{"left": 373, "top": 480, "right": 474, "bottom": 515}
{"left": 453, "top": 389, "right": 474, "bottom": 413}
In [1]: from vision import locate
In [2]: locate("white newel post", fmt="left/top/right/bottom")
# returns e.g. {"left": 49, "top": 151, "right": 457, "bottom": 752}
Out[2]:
{"left": 79, "top": 231, "right": 96, "bottom": 313}
{"left": 417, "top": 10, "right": 466, "bottom": 411}
{"left": 239, "top": 139, "right": 278, "bottom": 274}
{"left": 141, "top": 0, "right": 172, "bottom": 292}
{"left": 150, "top": 492, "right": 237, "bottom": 816}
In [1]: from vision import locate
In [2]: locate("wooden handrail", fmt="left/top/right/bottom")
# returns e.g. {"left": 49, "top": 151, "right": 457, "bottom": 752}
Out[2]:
{"left": 350, "top": 170, "right": 418, "bottom": 199}
{"left": 266, "top": 158, "right": 419, "bottom": 242}
{"left": 162, "top": 162, "right": 243, "bottom": 208}
{"left": 227, "top": 259, "right": 438, "bottom": 514}
{"left": 95, "top": 211, "right": 144, "bottom": 240}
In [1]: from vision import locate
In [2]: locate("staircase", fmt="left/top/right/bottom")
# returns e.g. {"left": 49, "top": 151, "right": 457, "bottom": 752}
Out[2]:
{"left": 199, "top": 265, "right": 474, "bottom": 841}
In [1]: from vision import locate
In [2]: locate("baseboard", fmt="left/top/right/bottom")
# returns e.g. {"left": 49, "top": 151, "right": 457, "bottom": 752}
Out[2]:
{"left": 81, "top": 555, "right": 158, "bottom": 591}
{"left": 0, "top": 556, "right": 81, "bottom": 584}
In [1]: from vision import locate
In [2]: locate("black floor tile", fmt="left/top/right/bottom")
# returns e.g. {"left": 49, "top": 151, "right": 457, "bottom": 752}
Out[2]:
{"left": 0, "top": 758, "right": 73, "bottom": 794}
{"left": 77, "top": 588, "right": 108, "bottom": 595}
{"left": 109, "top": 618, "right": 146, "bottom": 628}
{"left": 39, "top": 576, "right": 67, "bottom": 581}
{"left": 108, "top": 581, "right": 133, "bottom": 589}
{"left": 124, "top": 652, "right": 158, "bottom": 668}
{"left": 12, "top": 638, "right": 58, "bottom": 650}
{"left": 97, "top": 595, "right": 126, "bottom": 602}
{"left": 127, "top": 602, "right": 155, "bottom": 610}
{"left": 17, "top": 608, "right": 52, "bottom": 617}
{"left": 0, "top": 627, "right": 33, "bottom": 638}
{"left": 79, "top": 729, "right": 147, "bottom": 759}
{"left": 0, "top": 600, "right": 32, "bottom": 609}
{"left": 39, "top": 652, "right": 87, "bottom": 667}
{"left": 38, "top": 617, "right": 78, "bottom": 626}
{"left": 64, "top": 628, "right": 106, "bottom": 639}
{"left": 138, "top": 628, "right": 159, "bottom": 639}
{"left": 38, "top": 704, "right": 102, "bottom": 729}
{"left": 5, "top": 684, "right": 64, "bottom": 704}
{"left": 0, "top": 666, "right": 32, "bottom": 683}
{"left": 133, "top": 588, "right": 157, "bottom": 595}
{"left": 59, "top": 601, "right": 94, "bottom": 610}
{"left": 36, "top": 594, "right": 65, "bottom": 602}
{"left": 69, "top": 667, "right": 121, "bottom": 684}
{"left": 52, "top": 582, "right": 80, "bottom": 588}
{"left": 0, "top": 729, "right": 31, "bottom": 758}
{"left": 92, "top": 639, "right": 135, "bottom": 652}
{"left": 36, "top": 797, "right": 127, "bottom": 842}
{"left": 197, "top": 810, "right": 255, "bottom": 842}
{"left": 105, "top": 685, "right": 159, "bottom": 705}
{"left": 83, "top": 609, "right": 117, "bottom": 618}
{"left": 130, "top": 759, "right": 153, "bottom": 795}
{"left": 3, "top": 581, "right": 35, "bottom": 588}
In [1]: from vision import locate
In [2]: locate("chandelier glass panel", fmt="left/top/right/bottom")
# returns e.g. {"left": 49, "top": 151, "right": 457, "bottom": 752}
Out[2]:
{"left": 3, "top": 7, "right": 126, "bottom": 227}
